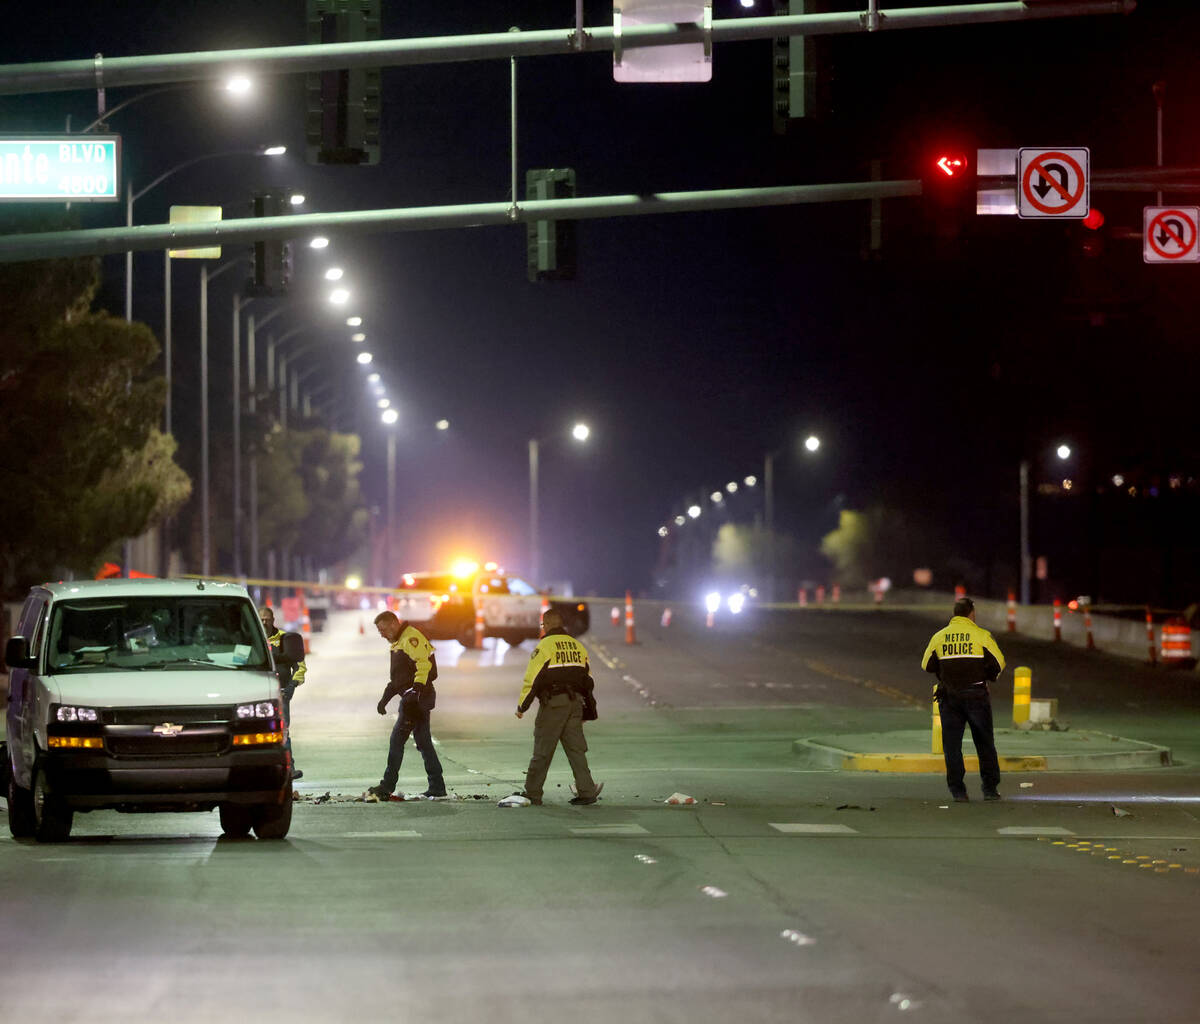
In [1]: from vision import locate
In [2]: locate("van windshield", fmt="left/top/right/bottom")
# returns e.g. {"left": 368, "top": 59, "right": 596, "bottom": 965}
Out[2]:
{"left": 45, "top": 596, "right": 271, "bottom": 675}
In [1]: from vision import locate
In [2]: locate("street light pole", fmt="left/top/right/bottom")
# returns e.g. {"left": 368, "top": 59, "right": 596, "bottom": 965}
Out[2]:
{"left": 199, "top": 265, "right": 211, "bottom": 575}
{"left": 386, "top": 428, "right": 397, "bottom": 588}
{"left": 1019, "top": 459, "right": 1031, "bottom": 606}
{"left": 764, "top": 451, "right": 775, "bottom": 602}
{"left": 529, "top": 438, "right": 540, "bottom": 586}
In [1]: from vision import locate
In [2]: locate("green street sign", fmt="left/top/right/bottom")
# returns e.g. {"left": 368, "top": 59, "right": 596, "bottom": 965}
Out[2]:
{"left": 0, "top": 135, "right": 120, "bottom": 201}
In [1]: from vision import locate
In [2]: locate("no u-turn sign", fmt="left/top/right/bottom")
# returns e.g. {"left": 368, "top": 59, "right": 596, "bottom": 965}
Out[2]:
{"left": 1144, "top": 207, "right": 1200, "bottom": 263}
{"left": 1018, "top": 148, "right": 1090, "bottom": 219}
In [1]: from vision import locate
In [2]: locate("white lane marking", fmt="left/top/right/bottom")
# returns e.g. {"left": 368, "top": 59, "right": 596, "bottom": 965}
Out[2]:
{"left": 700, "top": 885, "right": 728, "bottom": 899}
{"left": 343, "top": 830, "right": 423, "bottom": 838}
{"left": 998, "top": 826, "right": 1075, "bottom": 836}
{"left": 634, "top": 853, "right": 658, "bottom": 864}
{"left": 769, "top": 823, "right": 859, "bottom": 835}
{"left": 781, "top": 929, "right": 816, "bottom": 946}
{"left": 569, "top": 824, "right": 649, "bottom": 836}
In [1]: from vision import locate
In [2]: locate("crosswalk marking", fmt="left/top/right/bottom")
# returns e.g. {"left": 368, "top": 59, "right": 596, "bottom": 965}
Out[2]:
{"left": 998, "top": 826, "right": 1075, "bottom": 836}
{"left": 570, "top": 824, "right": 649, "bottom": 836}
{"left": 769, "top": 823, "right": 859, "bottom": 834}
{"left": 343, "top": 830, "right": 423, "bottom": 838}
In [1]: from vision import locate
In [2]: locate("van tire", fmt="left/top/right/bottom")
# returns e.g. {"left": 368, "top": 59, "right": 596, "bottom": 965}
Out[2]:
{"left": 32, "top": 766, "right": 73, "bottom": 843}
{"left": 251, "top": 782, "right": 293, "bottom": 840}
{"left": 457, "top": 626, "right": 477, "bottom": 648}
{"left": 502, "top": 632, "right": 528, "bottom": 648}
{"left": 219, "top": 802, "right": 253, "bottom": 838}
{"left": 8, "top": 773, "right": 36, "bottom": 838}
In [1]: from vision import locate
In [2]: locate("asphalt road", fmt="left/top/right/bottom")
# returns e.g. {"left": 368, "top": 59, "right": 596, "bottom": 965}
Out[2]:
{"left": 1, "top": 604, "right": 1198, "bottom": 1023}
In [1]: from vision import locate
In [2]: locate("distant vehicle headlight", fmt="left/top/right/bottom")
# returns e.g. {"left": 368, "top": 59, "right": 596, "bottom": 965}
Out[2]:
{"left": 727, "top": 593, "right": 746, "bottom": 614}
{"left": 56, "top": 705, "right": 99, "bottom": 722}
{"left": 236, "top": 701, "right": 279, "bottom": 719}
{"left": 704, "top": 592, "right": 722, "bottom": 614}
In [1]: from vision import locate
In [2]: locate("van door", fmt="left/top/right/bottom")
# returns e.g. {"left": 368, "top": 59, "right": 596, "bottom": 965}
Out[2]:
{"left": 7, "top": 594, "right": 48, "bottom": 783}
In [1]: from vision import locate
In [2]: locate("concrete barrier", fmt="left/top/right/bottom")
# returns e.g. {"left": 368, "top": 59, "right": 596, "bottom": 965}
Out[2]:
{"left": 903, "top": 591, "right": 1194, "bottom": 665}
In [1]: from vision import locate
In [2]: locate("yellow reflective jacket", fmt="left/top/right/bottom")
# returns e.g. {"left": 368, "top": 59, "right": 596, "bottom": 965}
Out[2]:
{"left": 380, "top": 623, "right": 438, "bottom": 711}
{"left": 266, "top": 629, "right": 306, "bottom": 688}
{"left": 518, "top": 630, "right": 593, "bottom": 713}
{"left": 921, "top": 615, "right": 1005, "bottom": 694}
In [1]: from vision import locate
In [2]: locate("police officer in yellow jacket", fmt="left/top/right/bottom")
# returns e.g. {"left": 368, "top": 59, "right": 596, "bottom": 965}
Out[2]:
{"left": 365, "top": 610, "right": 446, "bottom": 801}
{"left": 921, "top": 597, "right": 1006, "bottom": 802}
{"left": 259, "top": 605, "right": 307, "bottom": 780}
{"left": 510, "top": 609, "right": 602, "bottom": 806}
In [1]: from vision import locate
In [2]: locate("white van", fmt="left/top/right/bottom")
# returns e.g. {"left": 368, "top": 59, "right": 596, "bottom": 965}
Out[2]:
{"left": 3, "top": 578, "right": 292, "bottom": 842}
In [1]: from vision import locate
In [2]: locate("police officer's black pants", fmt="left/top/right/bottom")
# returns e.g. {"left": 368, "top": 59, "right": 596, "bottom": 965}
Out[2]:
{"left": 379, "top": 705, "right": 445, "bottom": 796}
{"left": 938, "top": 686, "right": 1000, "bottom": 797}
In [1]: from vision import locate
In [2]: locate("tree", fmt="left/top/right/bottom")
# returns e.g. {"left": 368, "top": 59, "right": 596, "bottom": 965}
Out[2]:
{"left": 248, "top": 423, "right": 368, "bottom": 574}
{"left": 0, "top": 212, "right": 189, "bottom": 597}
{"left": 820, "top": 507, "right": 951, "bottom": 589}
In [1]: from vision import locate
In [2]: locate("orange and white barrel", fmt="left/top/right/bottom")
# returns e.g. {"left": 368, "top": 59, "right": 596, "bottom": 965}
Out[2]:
{"left": 611, "top": 606, "right": 620, "bottom": 627}
{"left": 798, "top": 588, "right": 807, "bottom": 607}
{"left": 474, "top": 601, "right": 485, "bottom": 649}
{"left": 1052, "top": 598, "right": 1062, "bottom": 642}
{"left": 832, "top": 584, "right": 841, "bottom": 604}
{"left": 954, "top": 585, "right": 966, "bottom": 600}
{"left": 816, "top": 585, "right": 826, "bottom": 605}
{"left": 1007, "top": 591, "right": 1016, "bottom": 632}
{"left": 1160, "top": 618, "right": 1193, "bottom": 666}
{"left": 625, "top": 590, "right": 636, "bottom": 645}
{"left": 661, "top": 607, "right": 672, "bottom": 628}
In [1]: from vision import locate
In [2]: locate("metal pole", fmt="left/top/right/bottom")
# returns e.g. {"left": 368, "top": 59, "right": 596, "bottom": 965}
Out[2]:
{"left": 247, "top": 313, "right": 257, "bottom": 580}
{"left": 1154, "top": 80, "right": 1165, "bottom": 207}
{"left": 510, "top": 31, "right": 518, "bottom": 216}
{"left": 764, "top": 451, "right": 775, "bottom": 603}
{"left": 232, "top": 301, "right": 242, "bottom": 577}
{"left": 124, "top": 181, "right": 133, "bottom": 322}
{"left": 279, "top": 354, "right": 288, "bottom": 428}
{"left": 0, "top": 6, "right": 1139, "bottom": 96}
{"left": 529, "top": 438, "right": 539, "bottom": 586}
{"left": 0, "top": 181, "right": 927, "bottom": 263}
{"left": 385, "top": 430, "right": 396, "bottom": 587}
{"left": 200, "top": 265, "right": 210, "bottom": 576}
{"left": 163, "top": 248, "right": 172, "bottom": 435}
{"left": 1019, "top": 459, "right": 1030, "bottom": 606}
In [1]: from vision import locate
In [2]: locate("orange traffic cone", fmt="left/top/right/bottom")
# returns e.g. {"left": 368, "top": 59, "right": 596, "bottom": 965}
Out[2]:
{"left": 624, "top": 591, "right": 636, "bottom": 645}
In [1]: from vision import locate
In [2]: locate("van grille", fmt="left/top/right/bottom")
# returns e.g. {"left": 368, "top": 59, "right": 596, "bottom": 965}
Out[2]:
{"left": 102, "top": 706, "right": 234, "bottom": 726}
{"left": 107, "top": 734, "right": 228, "bottom": 757}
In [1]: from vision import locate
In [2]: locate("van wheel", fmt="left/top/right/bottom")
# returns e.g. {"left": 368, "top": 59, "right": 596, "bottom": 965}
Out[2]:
{"left": 8, "top": 773, "right": 36, "bottom": 838}
{"left": 252, "top": 782, "right": 293, "bottom": 840}
{"left": 218, "top": 802, "right": 253, "bottom": 838}
{"left": 502, "top": 632, "right": 528, "bottom": 648}
{"left": 457, "top": 626, "right": 477, "bottom": 648}
{"left": 32, "top": 766, "right": 73, "bottom": 843}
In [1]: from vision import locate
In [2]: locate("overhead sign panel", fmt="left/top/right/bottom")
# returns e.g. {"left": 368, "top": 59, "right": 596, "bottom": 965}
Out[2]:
{"left": 1143, "top": 206, "right": 1200, "bottom": 263}
{"left": 1017, "top": 147, "right": 1089, "bottom": 219}
{"left": 0, "top": 135, "right": 120, "bottom": 202}
{"left": 613, "top": 1, "right": 712, "bottom": 83}
{"left": 169, "top": 205, "right": 222, "bottom": 260}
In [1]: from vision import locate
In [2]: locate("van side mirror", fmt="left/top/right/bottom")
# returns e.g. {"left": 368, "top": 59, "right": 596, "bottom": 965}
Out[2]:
{"left": 4, "top": 636, "right": 33, "bottom": 670}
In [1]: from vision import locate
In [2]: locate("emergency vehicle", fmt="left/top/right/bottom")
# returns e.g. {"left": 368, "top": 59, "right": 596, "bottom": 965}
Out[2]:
{"left": 391, "top": 564, "right": 589, "bottom": 647}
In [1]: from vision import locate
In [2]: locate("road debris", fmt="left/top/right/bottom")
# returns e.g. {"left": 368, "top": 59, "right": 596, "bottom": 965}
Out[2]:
{"left": 666, "top": 792, "right": 696, "bottom": 805}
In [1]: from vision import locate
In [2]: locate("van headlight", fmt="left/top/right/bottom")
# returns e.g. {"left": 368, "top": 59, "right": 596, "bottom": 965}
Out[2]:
{"left": 56, "top": 705, "right": 99, "bottom": 722}
{"left": 236, "top": 701, "right": 279, "bottom": 720}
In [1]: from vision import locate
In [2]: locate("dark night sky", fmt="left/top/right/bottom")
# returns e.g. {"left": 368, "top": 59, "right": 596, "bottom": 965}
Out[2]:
{"left": 4, "top": 1, "right": 1200, "bottom": 599}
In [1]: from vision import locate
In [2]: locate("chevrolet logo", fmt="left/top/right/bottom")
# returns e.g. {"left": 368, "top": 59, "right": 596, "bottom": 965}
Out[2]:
{"left": 152, "top": 723, "right": 184, "bottom": 737}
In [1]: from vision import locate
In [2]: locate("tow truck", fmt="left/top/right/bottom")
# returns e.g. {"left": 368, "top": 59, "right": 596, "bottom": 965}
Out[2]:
{"left": 391, "top": 562, "right": 589, "bottom": 647}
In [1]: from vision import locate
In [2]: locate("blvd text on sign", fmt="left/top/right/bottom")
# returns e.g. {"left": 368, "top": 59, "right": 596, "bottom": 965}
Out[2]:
{"left": 0, "top": 136, "right": 121, "bottom": 202}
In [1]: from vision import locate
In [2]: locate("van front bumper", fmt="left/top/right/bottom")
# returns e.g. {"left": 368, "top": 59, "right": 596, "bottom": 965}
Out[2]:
{"left": 41, "top": 749, "right": 289, "bottom": 809}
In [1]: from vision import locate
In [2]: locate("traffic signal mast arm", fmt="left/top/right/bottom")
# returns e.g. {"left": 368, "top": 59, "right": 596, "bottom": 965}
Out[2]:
{"left": 0, "top": 180, "right": 922, "bottom": 263}
{"left": 0, "top": 3, "right": 1136, "bottom": 96}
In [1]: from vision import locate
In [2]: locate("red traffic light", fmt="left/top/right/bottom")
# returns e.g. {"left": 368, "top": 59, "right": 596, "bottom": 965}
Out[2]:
{"left": 935, "top": 154, "right": 968, "bottom": 178}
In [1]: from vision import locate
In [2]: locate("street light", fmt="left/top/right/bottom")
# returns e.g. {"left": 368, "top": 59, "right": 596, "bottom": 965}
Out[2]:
{"left": 1020, "top": 442, "right": 1074, "bottom": 605}
{"left": 529, "top": 422, "right": 591, "bottom": 586}
{"left": 763, "top": 432, "right": 822, "bottom": 601}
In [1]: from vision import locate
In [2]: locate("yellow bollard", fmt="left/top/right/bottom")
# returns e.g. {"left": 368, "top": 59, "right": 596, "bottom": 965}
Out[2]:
{"left": 931, "top": 687, "right": 943, "bottom": 754}
{"left": 1013, "top": 666, "right": 1032, "bottom": 725}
